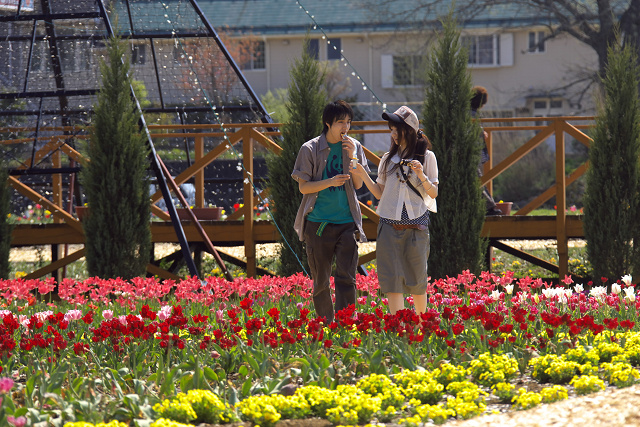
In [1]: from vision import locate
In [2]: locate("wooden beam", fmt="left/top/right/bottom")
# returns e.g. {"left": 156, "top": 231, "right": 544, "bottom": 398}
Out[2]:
{"left": 490, "top": 240, "right": 558, "bottom": 274}
{"left": 23, "top": 249, "right": 85, "bottom": 280}
{"left": 481, "top": 124, "right": 554, "bottom": 185}
{"left": 8, "top": 176, "right": 84, "bottom": 233}
{"left": 146, "top": 263, "right": 182, "bottom": 281}
{"left": 149, "top": 129, "right": 244, "bottom": 204}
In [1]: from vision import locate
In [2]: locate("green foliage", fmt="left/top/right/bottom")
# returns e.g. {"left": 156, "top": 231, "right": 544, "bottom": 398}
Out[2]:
{"left": 266, "top": 37, "right": 328, "bottom": 276}
{"left": 261, "top": 88, "right": 290, "bottom": 123}
{"left": 584, "top": 38, "right": 640, "bottom": 280}
{"left": 422, "top": 14, "right": 486, "bottom": 279}
{"left": 81, "top": 36, "right": 152, "bottom": 279}
{"left": 0, "top": 164, "right": 12, "bottom": 279}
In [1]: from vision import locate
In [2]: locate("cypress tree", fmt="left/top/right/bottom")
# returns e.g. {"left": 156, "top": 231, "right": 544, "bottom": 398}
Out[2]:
{"left": 0, "top": 165, "right": 12, "bottom": 279}
{"left": 81, "top": 36, "right": 151, "bottom": 279}
{"left": 267, "top": 37, "right": 328, "bottom": 276}
{"left": 422, "top": 15, "right": 486, "bottom": 279}
{"left": 584, "top": 39, "right": 640, "bottom": 281}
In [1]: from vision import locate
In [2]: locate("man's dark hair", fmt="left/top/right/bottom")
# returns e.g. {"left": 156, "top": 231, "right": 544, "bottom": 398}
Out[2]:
{"left": 322, "top": 100, "right": 353, "bottom": 133}
{"left": 470, "top": 86, "right": 488, "bottom": 111}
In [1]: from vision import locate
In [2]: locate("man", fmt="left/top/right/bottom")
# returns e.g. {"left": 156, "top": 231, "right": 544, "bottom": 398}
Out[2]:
{"left": 471, "top": 86, "right": 503, "bottom": 216}
{"left": 292, "top": 100, "right": 369, "bottom": 323}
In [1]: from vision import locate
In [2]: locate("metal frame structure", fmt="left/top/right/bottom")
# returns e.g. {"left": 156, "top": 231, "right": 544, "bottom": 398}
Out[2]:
{"left": 1, "top": 0, "right": 272, "bottom": 279}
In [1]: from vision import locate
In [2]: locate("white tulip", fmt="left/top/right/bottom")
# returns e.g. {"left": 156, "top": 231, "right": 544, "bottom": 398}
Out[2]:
{"left": 612, "top": 283, "right": 622, "bottom": 295}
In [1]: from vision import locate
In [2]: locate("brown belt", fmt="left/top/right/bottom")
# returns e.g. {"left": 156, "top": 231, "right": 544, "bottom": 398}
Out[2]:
{"left": 391, "top": 223, "right": 427, "bottom": 231}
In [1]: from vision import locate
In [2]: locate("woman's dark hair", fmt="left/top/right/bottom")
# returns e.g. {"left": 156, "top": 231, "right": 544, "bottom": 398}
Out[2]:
{"left": 322, "top": 100, "right": 354, "bottom": 133}
{"left": 470, "top": 86, "right": 488, "bottom": 111}
{"left": 380, "top": 120, "right": 431, "bottom": 177}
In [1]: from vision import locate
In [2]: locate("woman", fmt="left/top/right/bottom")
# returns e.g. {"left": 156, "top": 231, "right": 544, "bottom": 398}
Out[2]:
{"left": 352, "top": 106, "right": 438, "bottom": 315}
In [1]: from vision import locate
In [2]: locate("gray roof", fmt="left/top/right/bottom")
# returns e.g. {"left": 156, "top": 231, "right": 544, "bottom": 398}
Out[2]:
{"left": 196, "top": 0, "right": 550, "bottom": 36}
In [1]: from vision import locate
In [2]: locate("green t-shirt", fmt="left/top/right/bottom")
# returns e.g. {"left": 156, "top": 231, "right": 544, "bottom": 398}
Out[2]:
{"left": 307, "top": 141, "right": 353, "bottom": 224}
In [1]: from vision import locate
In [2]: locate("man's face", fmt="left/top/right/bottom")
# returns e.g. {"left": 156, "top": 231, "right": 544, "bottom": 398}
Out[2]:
{"left": 325, "top": 116, "right": 351, "bottom": 143}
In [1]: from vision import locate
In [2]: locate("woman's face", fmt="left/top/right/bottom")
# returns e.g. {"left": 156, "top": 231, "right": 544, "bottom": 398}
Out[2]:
{"left": 390, "top": 125, "right": 399, "bottom": 145}
{"left": 390, "top": 125, "right": 404, "bottom": 148}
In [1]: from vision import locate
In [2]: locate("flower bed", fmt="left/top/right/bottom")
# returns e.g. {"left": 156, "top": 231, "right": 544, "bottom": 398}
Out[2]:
{"left": 0, "top": 271, "right": 638, "bottom": 426}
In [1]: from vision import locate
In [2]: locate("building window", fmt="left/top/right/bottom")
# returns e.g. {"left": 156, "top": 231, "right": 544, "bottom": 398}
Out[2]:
{"left": 531, "top": 97, "right": 565, "bottom": 124}
{"left": 306, "top": 39, "right": 319, "bottom": 60}
{"left": 528, "top": 31, "right": 546, "bottom": 53}
{"left": 327, "top": 38, "right": 341, "bottom": 60}
{"left": 550, "top": 99, "right": 562, "bottom": 109}
{"left": 392, "top": 55, "right": 426, "bottom": 87}
{"left": 463, "top": 34, "right": 500, "bottom": 66}
{"left": 534, "top": 100, "right": 547, "bottom": 109}
{"left": 131, "top": 44, "right": 146, "bottom": 65}
{"left": 241, "top": 40, "right": 265, "bottom": 70}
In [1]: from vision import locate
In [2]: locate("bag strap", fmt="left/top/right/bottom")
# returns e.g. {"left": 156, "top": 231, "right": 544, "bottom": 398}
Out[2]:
{"left": 399, "top": 165, "right": 424, "bottom": 200}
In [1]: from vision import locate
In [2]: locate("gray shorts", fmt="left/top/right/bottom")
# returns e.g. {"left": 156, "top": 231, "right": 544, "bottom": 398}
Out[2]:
{"left": 376, "top": 222, "right": 430, "bottom": 294}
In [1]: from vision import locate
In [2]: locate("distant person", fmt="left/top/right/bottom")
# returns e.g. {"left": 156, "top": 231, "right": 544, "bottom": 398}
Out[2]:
{"left": 352, "top": 106, "right": 438, "bottom": 315}
{"left": 291, "top": 100, "right": 370, "bottom": 323}
{"left": 471, "top": 86, "right": 503, "bottom": 216}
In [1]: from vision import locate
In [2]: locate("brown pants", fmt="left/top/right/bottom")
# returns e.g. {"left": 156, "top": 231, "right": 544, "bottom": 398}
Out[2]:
{"left": 303, "top": 221, "right": 358, "bottom": 323}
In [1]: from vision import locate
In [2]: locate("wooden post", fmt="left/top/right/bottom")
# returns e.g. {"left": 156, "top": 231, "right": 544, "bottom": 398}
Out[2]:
{"left": 555, "top": 119, "right": 568, "bottom": 279}
{"left": 242, "top": 129, "right": 256, "bottom": 277}
{"left": 195, "top": 136, "right": 205, "bottom": 208}
{"left": 485, "top": 130, "right": 493, "bottom": 196}
{"left": 52, "top": 141, "right": 63, "bottom": 282}
{"left": 194, "top": 136, "right": 205, "bottom": 274}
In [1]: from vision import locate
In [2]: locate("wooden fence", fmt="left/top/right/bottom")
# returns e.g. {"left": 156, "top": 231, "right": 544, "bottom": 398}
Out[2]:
{"left": 6, "top": 116, "right": 594, "bottom": 280}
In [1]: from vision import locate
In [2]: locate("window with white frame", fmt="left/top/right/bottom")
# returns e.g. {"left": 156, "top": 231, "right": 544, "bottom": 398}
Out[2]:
{"left": 241, "top": 40, "right": 265, "bottom": 70}
{"left": 528, "top": 31, "right": 546, "bottom": 53}
{"left": 462, "top": 33, "right": 513, "bottom": 67}
{"left": 531, "top": 97, "right": 564, "bottom": 125}
{"left": 463, "top": 34, "right": 499, "bottom": 65}
{"left": 380, "top": 54, "right": 427, "bottom": 88}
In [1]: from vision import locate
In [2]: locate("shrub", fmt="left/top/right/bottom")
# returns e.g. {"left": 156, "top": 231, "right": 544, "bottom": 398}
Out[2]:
{"left": 81, "top": 35, "right": 151, "bottom": 279}
{"left": 584, "top": 37, "right": 640, "bottom": 280}
{"left": 422, "top": 13, "right": 486, "bottom": 279}
{"left": 0, "top": 164, "right": 12, "bottom": 279}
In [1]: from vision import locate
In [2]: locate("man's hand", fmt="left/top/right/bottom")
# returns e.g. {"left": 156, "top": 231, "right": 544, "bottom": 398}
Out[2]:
{"left": 331, "top": 174, "right": 351, "bottom": 187}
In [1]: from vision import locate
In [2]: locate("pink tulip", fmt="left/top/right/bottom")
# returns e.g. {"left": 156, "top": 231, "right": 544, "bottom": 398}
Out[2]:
{"left": 0, "top": 377, "right": 14, "bottom": 393}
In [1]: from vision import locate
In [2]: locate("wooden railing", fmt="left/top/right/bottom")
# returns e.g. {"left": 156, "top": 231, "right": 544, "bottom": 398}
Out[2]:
{"left": 6, "top": 116, "right": 594, "bottom": 280}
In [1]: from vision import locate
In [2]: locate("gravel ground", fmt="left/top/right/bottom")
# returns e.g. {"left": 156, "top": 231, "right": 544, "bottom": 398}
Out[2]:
{"left": 448, "top": 384, "right": 640, "bottom": 427}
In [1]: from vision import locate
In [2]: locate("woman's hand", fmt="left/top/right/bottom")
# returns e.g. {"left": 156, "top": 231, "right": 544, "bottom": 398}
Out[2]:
{"left": 408, "top": 160, "right": 426, "bottom": 180}
{"left": 349, "top": 162, "right": 367, "bottom": 178}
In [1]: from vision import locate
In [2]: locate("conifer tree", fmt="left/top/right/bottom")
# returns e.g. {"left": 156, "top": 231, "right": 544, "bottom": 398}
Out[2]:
{"left": 267, "top": 37, "right": 328, "bottom": 276}
{"left": 0, "top": 165, "right": 12, "bottom": 279}
{"left": 81, "top": 36, "right": 151, "bottom": 279}
{"left": 584, "top": 39, "right": 640, "bottom": 281}
{"left": 422, "top": 15, "right": 486, "bottom": 279}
